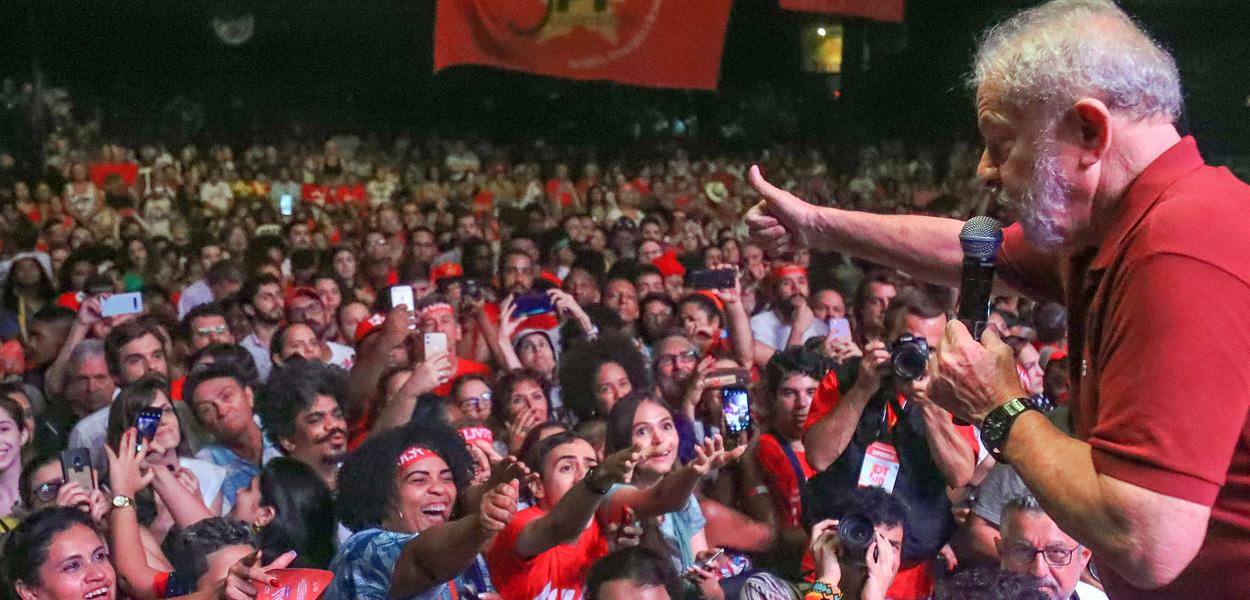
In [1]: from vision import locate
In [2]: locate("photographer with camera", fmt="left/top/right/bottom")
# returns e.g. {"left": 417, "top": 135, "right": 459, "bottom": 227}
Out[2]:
{"left": 803, "top": 288, "right": 978, "bottom": 599}
{"left": 807, "top": 486, "right": 904, "bottom": 600}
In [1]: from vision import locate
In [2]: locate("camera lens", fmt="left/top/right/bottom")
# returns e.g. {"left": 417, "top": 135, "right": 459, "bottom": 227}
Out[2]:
{"left": 888, "top": 335, "right": 930, "bottom": 380}
{"left": 837, "top": 514, "right": 876, "bottom": 560}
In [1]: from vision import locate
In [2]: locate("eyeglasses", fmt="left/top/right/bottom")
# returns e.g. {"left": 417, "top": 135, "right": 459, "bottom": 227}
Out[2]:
{"left": 34, "top": 479, "right": 65, "bottom": 503}
{"left": 1004, "top": 544, "right": 1080, "bottom": 567}
{"left": 196, "top": 325, "right": 229, "bottom": 336}
{"left": 655, "top": 350, "right": 699, "bottom": 368}
{"left": 459, "top": 393, "right": 492, "bottom": 409}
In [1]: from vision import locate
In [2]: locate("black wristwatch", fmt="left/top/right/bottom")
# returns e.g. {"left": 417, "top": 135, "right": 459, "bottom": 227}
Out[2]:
{"left": 981, "top": 397, "right": 1038, "bottom": 464}
{"left": 583, "top": 467, "right": 611, "bottom": 495}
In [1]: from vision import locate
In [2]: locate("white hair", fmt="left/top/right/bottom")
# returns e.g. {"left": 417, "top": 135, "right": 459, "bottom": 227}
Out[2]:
{"left": 972, "top": 0, "right": 1183, "bottom": 122}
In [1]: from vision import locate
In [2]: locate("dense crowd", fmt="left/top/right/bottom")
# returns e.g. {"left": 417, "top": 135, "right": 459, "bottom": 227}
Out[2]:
{"left": 0, "top": 86, "right": 1092, "bottom": 600}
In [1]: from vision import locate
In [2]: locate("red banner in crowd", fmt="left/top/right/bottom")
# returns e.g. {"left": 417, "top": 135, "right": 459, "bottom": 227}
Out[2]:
{"left": 434, "top": 0, "right": 732, "bottom": 91}
{"left": 779, "top": 0, "right": 904, "bottom": 23}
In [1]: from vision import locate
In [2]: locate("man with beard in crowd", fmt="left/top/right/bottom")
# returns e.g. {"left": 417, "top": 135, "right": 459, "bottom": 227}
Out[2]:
{"left": 255, "top": 360, "right": 350, "bottom": 490}
{"left": 238, "top": 274, "right": 285, "bottom": 382}
{"left": 750, "top": 264, "right": 828, "bottom": 364}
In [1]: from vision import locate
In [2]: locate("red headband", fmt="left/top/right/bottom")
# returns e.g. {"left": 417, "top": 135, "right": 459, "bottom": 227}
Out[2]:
{"left": 418, "top": 302, "right": 453, "bottom": 320}
{"left": 397, "top": 446, "right": 438, "bottom": 471}
{"left": 772, "top": 264, "right": 807, "bottom": 280}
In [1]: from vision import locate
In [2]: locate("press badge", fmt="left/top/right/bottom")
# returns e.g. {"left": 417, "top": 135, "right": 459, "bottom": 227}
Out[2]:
{"left": 857, "top": 441, "right": 900, "bottom": 493}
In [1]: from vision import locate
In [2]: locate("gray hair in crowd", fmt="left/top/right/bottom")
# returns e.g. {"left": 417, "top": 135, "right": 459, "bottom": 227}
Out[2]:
{"left": 970, "top": 0, "right": 1182, "bottom": 124}
{"left": 1000, "top": 492, "right": 1047, "bottom": 530}
{"left": 66, "top": 338, "right": 106, "bottom": 373}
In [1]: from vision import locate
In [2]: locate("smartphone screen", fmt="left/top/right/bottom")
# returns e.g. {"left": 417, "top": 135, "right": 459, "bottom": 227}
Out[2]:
{"left": 424, "top": 332, "right": 448, "bottom": 357}
{"left": 390, "top": 285, "right": 415, "bottom": 309}
{"left": 688, "top": 268, "right": 737, "bottom": 290}
{"left": 513, "top": 293, "right": 554, "bottom": 316}
{"left": 60, "top": 448, "right": 94, "bottom": 490}
{"left": 721, "top": 387, "right": 751, "bottom": 435}
{"left": 828, "top": 317, "right": 852, "bottom": 339}
{"left": 135, "top": 408, "right": 162, "bottom": 452}
{"left": 280, "top": 194, "right": 294, "bottom": 217}
{"left": 100, "top": 292, "right": 144, "bottom": 318}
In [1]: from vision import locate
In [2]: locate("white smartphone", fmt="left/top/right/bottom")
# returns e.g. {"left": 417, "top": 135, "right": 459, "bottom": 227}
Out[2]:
{"left": 828, "top": 317, "right": 852, "bottom": 340}
{"left": 100, "top": 292, "right": 144, "bottom": 318}
{"left": 423, "top": 332, "right": 448, "bottom": 358}
{"left": 390, "top": 285, "right": 415, "bottom": 309}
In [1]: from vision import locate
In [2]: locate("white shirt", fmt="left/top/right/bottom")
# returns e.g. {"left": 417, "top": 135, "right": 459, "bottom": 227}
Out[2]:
{"left": 177, "top": 279, "right": 213, "bottom": 319}
{"left": 749, "top": 309, "right": 829, "bottom": 350}
{"left": 241, "top": 333, "right": 273, "bottom": 382}
{"left": 68, "top": 404, "right": 113, "bottom": 473}
{"left": 326, "top": 342, "right": 355, "bottom": 370}
{"left": 1075, "top": 581, "right": 1109, "bottom": 600}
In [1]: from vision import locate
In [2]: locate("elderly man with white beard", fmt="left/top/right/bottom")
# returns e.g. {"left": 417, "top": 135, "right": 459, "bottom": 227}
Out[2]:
{"left": 746, "top": 1, "right": 1250, "bottom": 596}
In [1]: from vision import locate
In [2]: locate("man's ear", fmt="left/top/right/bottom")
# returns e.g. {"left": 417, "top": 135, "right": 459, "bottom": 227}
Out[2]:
{"left": 279, "top": 437, "right": 295, "bottom": 453}
{"left": 527, "top": 475, "right": 545, "bottom": 501}
{"left": 1071, "top": 99, "right": 1113, "bottom": 169}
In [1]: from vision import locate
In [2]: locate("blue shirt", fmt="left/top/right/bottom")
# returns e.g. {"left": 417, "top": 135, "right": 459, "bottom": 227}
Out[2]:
{"left": 326, "top": 528, "right": 493, "bottom": 600}
{"left": 193, "top": 428, "right": 281, "bottom": 508}
{"left": 605, "top": 486, "right": 706, "bottom": 571}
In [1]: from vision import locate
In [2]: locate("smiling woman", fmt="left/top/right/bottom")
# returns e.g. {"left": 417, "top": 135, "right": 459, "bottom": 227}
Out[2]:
{"left": 2, "top": 507, "right": 116, "bottom": 600}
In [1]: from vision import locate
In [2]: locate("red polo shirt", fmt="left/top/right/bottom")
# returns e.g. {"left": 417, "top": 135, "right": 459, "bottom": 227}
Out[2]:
{"left": 996, "top": 136, "right": 1250, "bottom": 598}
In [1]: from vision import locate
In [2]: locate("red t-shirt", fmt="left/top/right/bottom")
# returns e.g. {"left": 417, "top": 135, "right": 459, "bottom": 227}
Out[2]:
{"left": 485, "top": 506, "right": 607, "bottom": 600}
{"left": 995, "top": 136, "right": 1250, "bottom": 599}
{"left": 755, "top": 434, "right": 814, "bottom": 529}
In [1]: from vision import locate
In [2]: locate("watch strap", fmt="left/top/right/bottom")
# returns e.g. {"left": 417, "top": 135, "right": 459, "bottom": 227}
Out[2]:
{"left": 984, "top": 397, "right": 1036, "bottom": 464}
{"left": 583, "top": 468, "right": 610, "bottom": 495}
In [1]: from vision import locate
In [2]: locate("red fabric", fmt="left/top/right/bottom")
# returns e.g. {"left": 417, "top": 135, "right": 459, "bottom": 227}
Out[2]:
{"left": 755, "top": 435, "right": 815, "bottom": 528}
{"left": 995, "top": 137, "right": 1250, "bottom": 599}
{"left": 300, "top": 184, "right": 327, "bottom": 204}
{"left": 485, "top": 506, "right": 608, "bottom": 600}
{"left": 89, "top": 162, "right": 139, "bottom": 188}
{"left": 171, "top": 376, "right": 185, "bottom": 402}
{"left": 434, "top": 358, "right": 491, "bottom": 397}
{"left": 56, "top": 291, "right": 84, "bottom": 312}
{"left": 778, "top": 0, "right": 904, "bottom": 22}
{"left": 152, "top": 571, "right": 170, "bottom": 599}
{"left": 434, "top": 0, "right": 733, "bottom": 91}
{"left": 887, "top": 560, "right": 935, "bottom": 600}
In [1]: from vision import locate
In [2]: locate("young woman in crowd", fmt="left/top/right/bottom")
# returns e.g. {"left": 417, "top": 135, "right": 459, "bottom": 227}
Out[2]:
{"left": 558, "top": 333, "right": 650, "bottom": 422}
{"left": 0, "top": 396, "right": 30, "bottom": 525}
{"left": 231, "top": 457, "right": 336, "bottom": 569}
{"left": 491, "top": 368, "right": 553, "bottom": 454}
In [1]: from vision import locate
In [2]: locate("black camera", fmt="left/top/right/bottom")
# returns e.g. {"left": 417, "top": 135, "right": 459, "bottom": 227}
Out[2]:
{"left": 837, "top": 513, "right": 878, "bottom": 561}
{"left": 887, "top": 335, "right": 929, "bottom": 381}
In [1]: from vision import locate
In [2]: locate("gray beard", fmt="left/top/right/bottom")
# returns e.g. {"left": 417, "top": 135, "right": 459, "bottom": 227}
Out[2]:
{"left": 1003, "top": 140, "right": 1072, "bottom": 250}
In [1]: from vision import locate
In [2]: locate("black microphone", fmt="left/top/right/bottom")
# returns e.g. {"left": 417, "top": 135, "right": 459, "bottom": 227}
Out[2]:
{"left": 957, "top": 216, "right": 1004, "bottom": 342}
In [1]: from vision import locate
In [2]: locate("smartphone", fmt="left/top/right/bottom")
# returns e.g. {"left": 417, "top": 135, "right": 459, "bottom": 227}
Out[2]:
{"left": 424, "top": 332, "right": 448, "bottom": 357}
{"left": 100, "top": 292, "right": 144, "bottom": 318}
{"left": 696, "top": 548, "right": 725, "bottom": 571}
{"left": 60, "top": 448, "right": 94, "bottom": 490}
{"left": 280, "top": 194, "right": 294, "bottom": 217}
{"left": 687, "top": 268, "right": 736, "bottom": 290}
{"left": 828, "top": 317, "right": 852, "bottom": 340}
{"left": 390, "top": 285, "right": 416, "bottom": 309}
{"left": 135, "top": 408, "right": 163, "bottom": 452}
{"left": 721, "top": 386, "right": 751, "bottom": 436}
{"left": 513, "top": 292, "right": 555, "bottom": 317}
{"left": 703, "top": 368, "right": 750, "bottom": 389}
{"left": 462, "top": 278, "right": 481, "bottom": 300}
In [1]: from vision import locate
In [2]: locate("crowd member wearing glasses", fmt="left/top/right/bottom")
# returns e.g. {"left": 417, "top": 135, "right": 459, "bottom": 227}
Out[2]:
{"left": 998, "top": 494, "right": 1106, "bottom": 600}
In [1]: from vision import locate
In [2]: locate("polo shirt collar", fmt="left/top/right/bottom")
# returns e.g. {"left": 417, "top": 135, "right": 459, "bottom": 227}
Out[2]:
{"left": 1090, "top": 136, "right": 1205, "bottom": 269}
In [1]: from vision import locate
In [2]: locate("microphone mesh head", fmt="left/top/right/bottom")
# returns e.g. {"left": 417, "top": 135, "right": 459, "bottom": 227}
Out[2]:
{"left": 960, "top": 216, "right": 1003, "bottom": 259}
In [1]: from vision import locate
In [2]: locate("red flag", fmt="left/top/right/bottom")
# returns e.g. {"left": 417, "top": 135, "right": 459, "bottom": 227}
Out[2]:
{"left": 435, "top": 0, "right": 732, "bottom": 91}
{"left": 779, "top": 0, "right": 904, "bottom": 23}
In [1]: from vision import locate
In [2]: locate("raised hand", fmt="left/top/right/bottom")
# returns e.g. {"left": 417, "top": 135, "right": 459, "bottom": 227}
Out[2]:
{"left": 409, "top": 350, "right": 453, "bottom": 395}
{"left": 498, "top": 296, "right": 523, "bottom": 341}
{"left": 746, "top": 165, "right": 819, "bottom": 256}
{"left": 809, "top": 519, "right": 842, "bottom": 585}
{"left": 106, "top": 428, "right": 156, "bottom": 499}
{"left": 220, "top": 550, "right": 298, "bottom": 600}
{"left": 689, "top": 435, "right": 746, "bottom": 477}
{"left": 478, "top": 481, "right": 520, "bottom": 534}
{"left": 591, "top": 444, "right": 642, "bottom": 488}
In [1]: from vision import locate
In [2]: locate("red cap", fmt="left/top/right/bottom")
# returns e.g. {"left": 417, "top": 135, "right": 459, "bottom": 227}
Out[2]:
{"left": 285, "top": 286, "right": 320, "bottom": 307}
{"left": 652, "top": 250, "right": 686, "bottom": 279}
{"left": 354, "top": 313, "right": 387, "bottom": 343}
{"left": 431, "top": 262, "right": 464, "bottom": 284}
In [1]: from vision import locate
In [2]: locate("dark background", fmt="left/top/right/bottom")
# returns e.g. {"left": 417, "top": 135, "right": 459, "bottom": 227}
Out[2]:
{"left": 2, "top": 0, "right": 1246, "bottom": 156}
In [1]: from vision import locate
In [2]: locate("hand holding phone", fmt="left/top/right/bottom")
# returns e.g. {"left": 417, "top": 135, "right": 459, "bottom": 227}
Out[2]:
{"left": 60, "top": 448, "right": 95, "bottom": 491}
{"left": 100, "top": 292, "right": 144, "bottom": 318}
{"left": 721, "top": 387, "right": 751, "bottom": 436}
{"left": 423, "top": 332, "right": 448, "bottom": 358}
